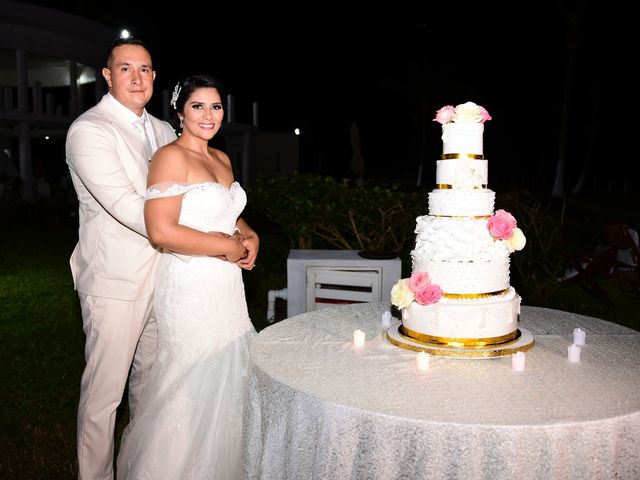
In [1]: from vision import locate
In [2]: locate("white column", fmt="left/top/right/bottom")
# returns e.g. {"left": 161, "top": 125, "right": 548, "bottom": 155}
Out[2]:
{"left": 16, "top": 49, "right": 33, "bottom": 200}
{"left": 252, "top": 101, "right": 258, "bottom": 127}
{"left": 18, "top": 121, "right": 33, "bottom": 200}
{"left": 33, "top": 80, "right": 43, "bottom": 114}
{"left": 3, "top": 87, "right": 13, "bottom": 110}
{"left": 68, "top": 60, "right": 78, "bottom": 116}
{"left": 16, "top": 49, "right": 28, "bottom": 112}
{"left": 45, "top": 92, "right": 54, "bottom": 114}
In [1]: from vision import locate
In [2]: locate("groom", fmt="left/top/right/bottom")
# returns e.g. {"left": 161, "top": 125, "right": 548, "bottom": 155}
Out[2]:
{"left": 65, "top": 37, "right": 176, "bottom": 479}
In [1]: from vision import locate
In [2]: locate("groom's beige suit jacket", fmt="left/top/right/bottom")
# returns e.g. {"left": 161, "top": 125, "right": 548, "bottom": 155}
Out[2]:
{"left": 66, "top": 95, "right": 177, "bottom": 301}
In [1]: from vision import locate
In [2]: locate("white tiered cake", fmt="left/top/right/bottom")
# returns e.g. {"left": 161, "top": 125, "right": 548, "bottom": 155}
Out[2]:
{"left": 391, "top": 102, "right": 526, "bottom": 348}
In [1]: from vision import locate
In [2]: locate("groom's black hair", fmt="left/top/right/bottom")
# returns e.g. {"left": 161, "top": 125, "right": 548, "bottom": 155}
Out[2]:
{"left": 105, "top": 37, "right": 149, "bottom": 68}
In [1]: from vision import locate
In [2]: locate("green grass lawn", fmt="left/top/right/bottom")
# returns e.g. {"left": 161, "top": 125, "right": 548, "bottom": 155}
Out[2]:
{"left": 1, "top": 226, "right": 82, "bottom": 479}
{"left": 1, "top": 203, "right": 639, "bottom": 479}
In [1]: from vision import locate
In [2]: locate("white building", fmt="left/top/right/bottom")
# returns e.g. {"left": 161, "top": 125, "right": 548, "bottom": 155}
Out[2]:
{"left": 0, "top": 1, "right": 298, "bottom": 201}
{"left": 0, "top": 0, "right": 114, "bottom": 200}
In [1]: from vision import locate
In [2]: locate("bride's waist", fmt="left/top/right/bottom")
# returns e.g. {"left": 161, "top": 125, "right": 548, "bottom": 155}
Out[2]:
{"left": 178, "top": 219, "right": 236, "bottom": 235}
{"left": 160, "top": 253, "right": 240, "bottom": 267}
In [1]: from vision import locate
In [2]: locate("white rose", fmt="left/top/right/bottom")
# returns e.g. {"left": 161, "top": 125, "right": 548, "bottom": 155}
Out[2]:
{"left": 453, "top": 101, "right": 483, "bottom": 123}
{"left": 504, "top": 227, "right": 526, "bottom": 252}
{"left": 391, "top": 279, "right": 415, "bottom": 309}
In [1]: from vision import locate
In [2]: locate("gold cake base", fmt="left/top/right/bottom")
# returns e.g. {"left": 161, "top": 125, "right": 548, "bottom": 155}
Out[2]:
{"left": 385, "top": 322, "right": 535, "bottom": 359}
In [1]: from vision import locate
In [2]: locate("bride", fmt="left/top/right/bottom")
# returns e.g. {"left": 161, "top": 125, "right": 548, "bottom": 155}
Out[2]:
{"left": 117, "top": 74, "right": 258, "bottom": 479}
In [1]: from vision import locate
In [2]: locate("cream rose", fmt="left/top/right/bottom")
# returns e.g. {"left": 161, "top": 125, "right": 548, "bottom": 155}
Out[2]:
{"left": 504, "top": 227, "right": 526, "bottom": 252}
{"left": 391, "top": 279, "right": 415, "bottom": 309}
{"left": 453, "top": 101, "right": 483, "bottom": 123}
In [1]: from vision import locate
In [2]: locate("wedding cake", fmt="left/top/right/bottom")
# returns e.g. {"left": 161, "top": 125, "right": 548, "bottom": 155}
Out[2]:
{"left": 391, "top": 102, "right": 526, "bottom": 347}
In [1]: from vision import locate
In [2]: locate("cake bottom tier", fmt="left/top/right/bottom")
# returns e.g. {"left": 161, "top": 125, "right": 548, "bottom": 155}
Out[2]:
{"left": 401, "top": 287, "right": 521, "bottom": 346}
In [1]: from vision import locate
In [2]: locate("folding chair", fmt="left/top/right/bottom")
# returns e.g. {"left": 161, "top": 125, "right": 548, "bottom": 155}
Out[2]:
{"left": 558, "top": 246, "right": 615, "bottom": 306}
{"left": 603, "top": 224, "right": 640, "bottom": 299}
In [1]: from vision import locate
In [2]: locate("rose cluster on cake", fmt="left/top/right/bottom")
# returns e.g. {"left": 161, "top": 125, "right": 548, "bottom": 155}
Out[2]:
{"left": 391, "top": 272, "right": 443, "bottom": 309}
{"left": 433, "top": 101, "right": 492, "bottom": 125}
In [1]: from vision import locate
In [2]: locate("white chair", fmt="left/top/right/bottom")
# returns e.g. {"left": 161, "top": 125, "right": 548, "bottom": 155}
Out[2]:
{"left": 603, "top": 224, "right": 640, "bottom": 299}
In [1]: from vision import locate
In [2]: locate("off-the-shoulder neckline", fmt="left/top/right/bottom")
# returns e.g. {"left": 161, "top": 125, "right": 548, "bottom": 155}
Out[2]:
{"left": 190, "top": 180, "right": 238, "bottom": 191}
{"left": 148, "top": 180, "right": 239, "bottom": 191}
{"left": 145, "top": 181, "right": 241, "bottom": 200}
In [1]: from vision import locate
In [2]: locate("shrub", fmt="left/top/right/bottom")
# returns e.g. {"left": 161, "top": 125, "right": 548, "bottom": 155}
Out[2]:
{"left": 497, "top": 190, "right": 566, "bottom": 303}
{"left": 248, "top": 174, "right": 423, "bottom": 253}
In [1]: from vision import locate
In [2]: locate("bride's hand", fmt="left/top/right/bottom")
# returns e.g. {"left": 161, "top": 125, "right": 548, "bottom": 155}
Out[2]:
{"left": 236, "top": 232, "right": 259, "bottom": 271}
{"left": 225, "top": 234, "right": 248, "bottom": 263}
{"left": 232, "top": 231, "right": 248, "bottom": 260}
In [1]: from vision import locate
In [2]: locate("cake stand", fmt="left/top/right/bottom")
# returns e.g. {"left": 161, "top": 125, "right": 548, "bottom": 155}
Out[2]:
{"left": 385, "top": 321, "right": 535, "bottom": 359}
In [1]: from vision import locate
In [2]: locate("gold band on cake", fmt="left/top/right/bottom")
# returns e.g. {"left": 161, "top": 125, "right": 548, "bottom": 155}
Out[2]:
{"left": 400, "top": 325, "right": 520, "bottom": 347}
{"left": 436, "top": 184, "right": 488, "bottom": 190}
{"left": 386, "top": 325, "right": 534, "bottom": 358}
{"left": 442, "top": 288, "right": 509, "bottom": 299}
{"left": 440, "top": 153, "right": 484, "bottom": 160}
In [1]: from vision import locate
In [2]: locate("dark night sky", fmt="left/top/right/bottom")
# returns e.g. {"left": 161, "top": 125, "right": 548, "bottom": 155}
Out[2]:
{"left": 21, "top": 1, "right": 626, "bottom": 190}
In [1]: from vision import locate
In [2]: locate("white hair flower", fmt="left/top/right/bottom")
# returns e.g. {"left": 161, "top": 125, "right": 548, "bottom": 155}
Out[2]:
{"left": 170, "top": 83, "right": 181, "bottom": 110}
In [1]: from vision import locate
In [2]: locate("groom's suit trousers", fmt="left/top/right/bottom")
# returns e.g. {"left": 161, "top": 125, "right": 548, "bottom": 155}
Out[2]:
{"left": 76, "top": 294, "right": 157, "bottom": 480}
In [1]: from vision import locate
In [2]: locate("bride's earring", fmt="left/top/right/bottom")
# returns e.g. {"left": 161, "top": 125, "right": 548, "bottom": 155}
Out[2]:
{"left": 179, "top": 117, "right": 184, "bottom": 129}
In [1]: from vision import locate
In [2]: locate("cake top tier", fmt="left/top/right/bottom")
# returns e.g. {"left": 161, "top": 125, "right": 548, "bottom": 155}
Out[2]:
{"left": 434, "top": 102, "right": 492, "bottom": 156}
{"left": 442, "top": 123, "right": 484, "bottom": 156}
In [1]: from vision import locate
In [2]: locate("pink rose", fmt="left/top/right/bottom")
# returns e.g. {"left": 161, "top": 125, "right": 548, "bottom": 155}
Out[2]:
{"left": 433, "top": 105, "right": 455, "bottom": 124}
{"left": 479, "top": 106, "right": 492, "bottom": 123}
{"left": 407, "top": 271, "right": 430, "bottom": 292}
{"left": 487, "top": 209, "right": 517, "bottom": 239}
{"left": 415, "top": 284, "right": 443, "bottom": 305}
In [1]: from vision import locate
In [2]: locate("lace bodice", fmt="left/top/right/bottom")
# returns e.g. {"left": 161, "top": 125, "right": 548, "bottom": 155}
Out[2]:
{"left": 146, "top": 181, "right": 246, "bottom": 234}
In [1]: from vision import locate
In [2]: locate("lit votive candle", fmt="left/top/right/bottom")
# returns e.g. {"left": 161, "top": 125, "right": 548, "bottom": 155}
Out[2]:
{"left": 416, "top": 351, "right": 430, "bottom": 370}
{"left": 512, "top": 351, "right": 526, "bottom": 371}
{"left": 381, "top": 310, "right": 392, "bottom": 328}
{"left": 573, "top": 327, "right": 586, "bottom": 346}
{"left": 568, "top": 343, "right": 581, "bottom": 362}
{"left": 353, "top": 329, "right": 365, "bottom": 348}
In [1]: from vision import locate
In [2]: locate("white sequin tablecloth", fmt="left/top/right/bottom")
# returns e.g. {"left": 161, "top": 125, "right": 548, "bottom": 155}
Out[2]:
{"left": 242, "top": 303, "right": 640, "bottom": 480}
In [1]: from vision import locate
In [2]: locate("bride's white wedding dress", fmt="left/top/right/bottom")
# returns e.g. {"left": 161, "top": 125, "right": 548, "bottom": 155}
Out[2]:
{"left": 117, "top": 181, "right": 256, "bottom": 480}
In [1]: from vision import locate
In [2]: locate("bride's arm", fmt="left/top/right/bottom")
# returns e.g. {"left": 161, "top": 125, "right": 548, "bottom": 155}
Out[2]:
{"left": 144, "top": 147, "right": 247, "bottom": 261}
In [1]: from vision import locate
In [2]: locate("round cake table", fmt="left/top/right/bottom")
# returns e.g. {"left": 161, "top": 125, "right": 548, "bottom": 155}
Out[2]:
{"left": 242, "top": 303, "right": 640, "bottom": 480}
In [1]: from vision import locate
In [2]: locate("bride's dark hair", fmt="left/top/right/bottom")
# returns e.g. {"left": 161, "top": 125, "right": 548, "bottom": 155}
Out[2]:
{"left": 173, "top": 74, "right": 225, "bottom": 115}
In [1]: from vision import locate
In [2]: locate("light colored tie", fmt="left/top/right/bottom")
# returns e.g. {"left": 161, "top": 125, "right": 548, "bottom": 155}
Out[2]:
{"left": 136, "top": 117, "right": 154, "bottom": 161}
